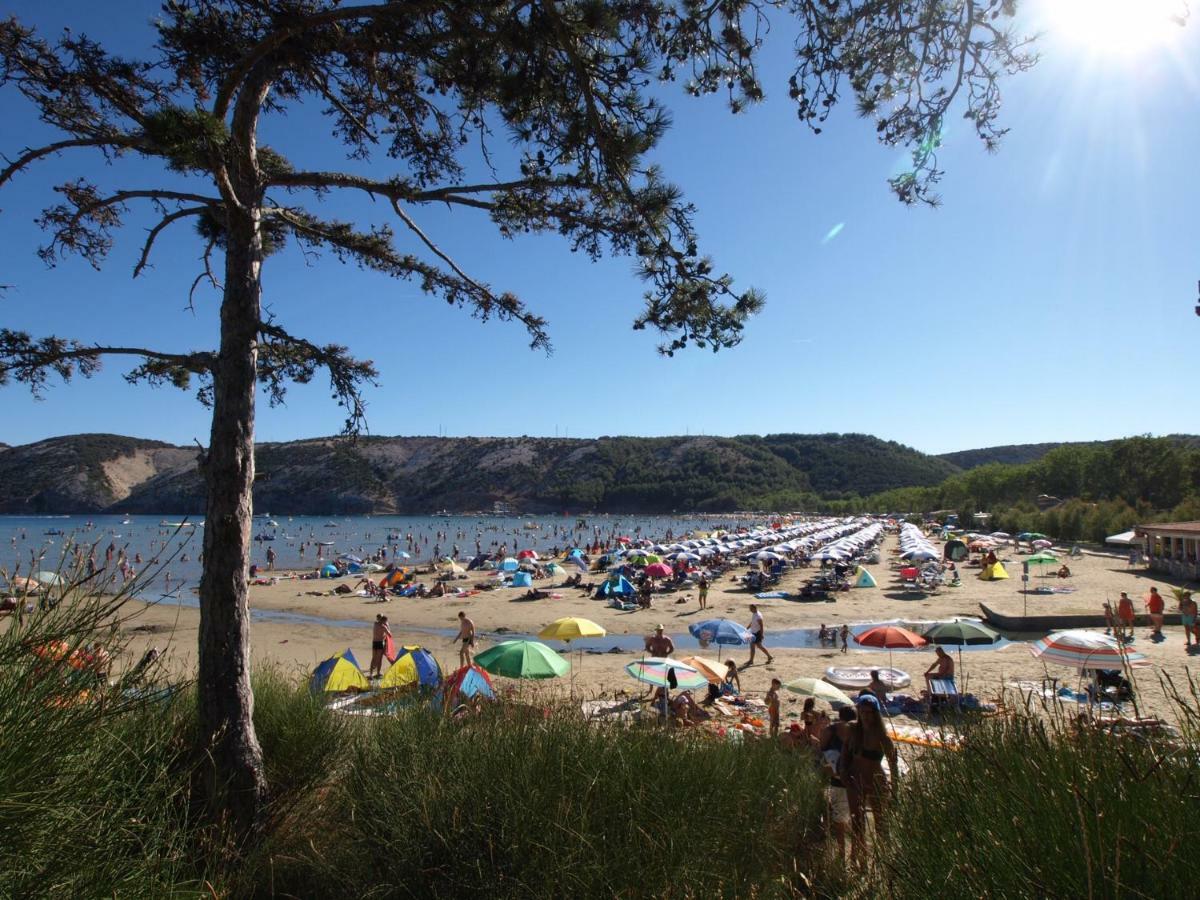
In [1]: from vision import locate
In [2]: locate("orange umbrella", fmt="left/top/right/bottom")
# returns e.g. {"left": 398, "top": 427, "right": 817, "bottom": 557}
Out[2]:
{"left": 854, "top": 625, "right": 927, "bottom": 669}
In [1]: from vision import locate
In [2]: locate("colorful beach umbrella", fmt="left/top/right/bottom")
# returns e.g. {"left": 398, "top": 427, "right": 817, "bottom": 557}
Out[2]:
{"left": 783, "top": 677, "right": 853, "bottom": 707}
{"left": 1030, "top": 630, "right": 1149, "bottom": 669}
{"left": 688, "top": 619, "right": 753, "bottom": 646}
{"left": 625, "top": 657, "right": 709, "bottom": 690}
{"left": 474, "top": 640, "right": 570, "bottom": 679}
{"left": 538, "top": 617, "right": 607, "bottom": 642}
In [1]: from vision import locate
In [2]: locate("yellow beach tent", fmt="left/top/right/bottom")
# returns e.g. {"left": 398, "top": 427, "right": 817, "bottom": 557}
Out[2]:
{"left": 979, "top": 562, "right": 1009, "bottom": 581}
{"left": 310, "top": 649, "right": 369, "bottom": 693}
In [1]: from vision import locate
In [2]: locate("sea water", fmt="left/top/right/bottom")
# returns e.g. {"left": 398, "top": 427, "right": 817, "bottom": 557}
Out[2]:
{"left": 0, "top": 512, "right": 752, "bottom": 595}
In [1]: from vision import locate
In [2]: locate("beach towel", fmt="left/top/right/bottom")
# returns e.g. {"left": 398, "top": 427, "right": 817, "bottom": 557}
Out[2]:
{"left": 755, "top": 591, "right": 791, "bottom": 599}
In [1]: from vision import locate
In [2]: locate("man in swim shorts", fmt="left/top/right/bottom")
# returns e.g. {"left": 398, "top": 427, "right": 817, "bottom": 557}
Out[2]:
{"left": 370, "top": 614, "right": 391, "bottom": 678}
{"left": 1116, "top": 592, "right": 1135, "bottom": 640}
{"left": 746, "top": 604, "right": 774, "bottom": 666}
{"left": 1180, "top": 592, "right": 1198, "bottom": 650}
{"left": 455, "top": 610, "right": 476, "bottom": 666}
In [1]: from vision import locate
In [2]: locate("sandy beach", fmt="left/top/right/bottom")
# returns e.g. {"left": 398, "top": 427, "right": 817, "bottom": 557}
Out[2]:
{"left": 117, "top": 529, "right": 1200, "bottom": 724}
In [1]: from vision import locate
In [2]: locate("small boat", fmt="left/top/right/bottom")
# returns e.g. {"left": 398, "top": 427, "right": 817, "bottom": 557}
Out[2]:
{"left": 268, "top": 520, "right": 279, "bottom": 527}
{"left": 121, "top": 517, "right": 132, "bottom": 525}
{"left": 253, "top": 533, "right": 276, "bottom": 542}
{"left": 978, "top": 602, "right": 1181, "bottom": 633}
{"left": 323, "top": 522, "right": 339, "bottom": 528}
{"left": 316, "top": 540, "right": 336, "bottom": 547}
{"left": 43, "top": 529, "right": 65, "bottom": 536}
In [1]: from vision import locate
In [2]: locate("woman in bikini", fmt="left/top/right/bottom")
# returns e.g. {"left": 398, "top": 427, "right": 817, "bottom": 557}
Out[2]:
{"left": 842, "top": 694, "right": 899, "bottom": 848}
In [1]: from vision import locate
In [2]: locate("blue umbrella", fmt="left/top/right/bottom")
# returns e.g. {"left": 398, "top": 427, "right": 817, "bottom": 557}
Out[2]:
{"left": 689, "top": 619, "right": 753, "bottom": 646}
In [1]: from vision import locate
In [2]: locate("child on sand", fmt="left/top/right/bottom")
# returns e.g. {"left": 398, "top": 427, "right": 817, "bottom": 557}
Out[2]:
{"left": 766, "top": 678, "right": 781, "bottom": 738}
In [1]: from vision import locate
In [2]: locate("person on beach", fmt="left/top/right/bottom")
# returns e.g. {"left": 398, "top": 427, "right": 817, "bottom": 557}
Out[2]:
{"left": 266, "top": 545, "right": 276, "bottom": 571}
{"left": 765, "top": 678, "right": 781, "bottom": 738}
{"left": 843, "top": 694, "right": 898, "bottom": 849}
{"left": 697, "top": 575, "right": 709, "bottom": 610}
{"left": 820, "top": 705, "right": 857, "bottom": 859}
{"left": 745, "top": 604, "right": 774, "bottom": 666}
{"left": 645, "top": 625, "right": 674, "bottom": 657}
{"left": 454, "top": 610, "right": 476, "bottom": 666}
{"left": 1180, "top": 592, "right": 1198, "bottom": 650}
{"left": 1146, "top": 586, "right": 1165, "bottom": 638}
{"left": 1117, "top": 592, "right": 1136, "bottom": 641}
{"left": 923, "top": 647, "right": 954, "bottom": 691}
{"left": 369, "top": 614, "right": 392, "bottom": 678}
{"left": 866, "top": 670, "right": 889, "bottom": 707}
{"left": 1102, "top": 600, "right": 1117, "bottom": 636}
{"left": 839, "top": 624, "right": 850, "bottom": 654}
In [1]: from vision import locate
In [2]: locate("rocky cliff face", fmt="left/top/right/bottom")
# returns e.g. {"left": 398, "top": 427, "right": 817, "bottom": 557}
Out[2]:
{"left": 0, "top": 432, "right": 959, "bottom": 514}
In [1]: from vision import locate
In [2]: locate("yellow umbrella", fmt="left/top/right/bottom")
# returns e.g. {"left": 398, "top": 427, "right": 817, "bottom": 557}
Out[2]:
{"left": 538, "top": 617, "right": 607, "bottom": 642}
{"left": 678, "top": 655, "right": 727, "bottom": 685}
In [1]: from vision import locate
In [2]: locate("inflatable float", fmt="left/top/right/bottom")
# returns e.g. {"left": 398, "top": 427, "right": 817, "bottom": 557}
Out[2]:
{"left": 823, "top": 666, "right": 911, "bottom": 691}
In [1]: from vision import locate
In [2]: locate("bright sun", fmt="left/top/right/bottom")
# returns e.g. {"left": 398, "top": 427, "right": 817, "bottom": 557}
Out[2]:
{"left": 1045, "top": 0, "right": 1187, "bottom": 57}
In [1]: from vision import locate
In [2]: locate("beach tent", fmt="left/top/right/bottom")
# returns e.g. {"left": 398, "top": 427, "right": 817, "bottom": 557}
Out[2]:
{"left": 511, "top": 571, "right": 533, "bottom": 588}
{"left": 978, "top": 562, "right": 1009, "bottom": 581}
{"left": 595, "top": 575, "right": 635, "bottom": 598}
{"left": 943, "top": 539, "right": 968, "bottom": 562}
{"left": 466, "top": 553, "right": 490, "bottom": 571}
{"left": 499, "top": 557, "right": 520, "bottom": 572}
{"left": 853, "top": 567, "right": 878, "bottom": 588}
{"left": 436, "top": 664, "right": 496, "bottom": 712}
{"left": 379, "top": 646, "right": 442, "bottom": 691}
{"left": 380, "top": 568, "right": 409, "bottom": 588}
{"left": 310, "top": 649, "right": 369, "bottom": 693}
{"left": 320, "top": 563, "right": 339, "bottom": 578}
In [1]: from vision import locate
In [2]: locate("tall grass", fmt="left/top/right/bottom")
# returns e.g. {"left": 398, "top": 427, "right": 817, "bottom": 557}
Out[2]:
{"left": 873, "top": 697, "right": 1200, "bottom": 899}
{"left": 254, "top": 710, "right": 827, "bottom": 898}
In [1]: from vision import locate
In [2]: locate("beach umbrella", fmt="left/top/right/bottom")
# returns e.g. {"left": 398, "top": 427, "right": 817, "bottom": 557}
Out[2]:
{"left": 672, "top": 552, "right": 701, "bottom": 562}
{"left": 1026, "top": 551, "right": 1058, "bottom": 565}
{"left": 855, "top": 626, "right": 927, "bottom": 650}
{"left": 538, "top": 617, "right": 607, "bottom": 642}
{"left": 924, "top": 621, "right": 1001, "bottom": 646}
{"left": 1031, "top": 539, "right": 1054, "bottom": 550}
{"left": 677, "top": 656, "right": 728, "bottom": 685}
{"left": 517, "top": 549, "right": 538, "bottom": 559}
{"left": 34, "top": 571, "right": 64, "bottom": 587}
{"left": 688, "top": 619, "right": 753, "bottom": 645}
{"left": 644, "top": 562, "right": 673, "bottom": 579}
{"left": 1030, "top": 630, "right": 1149, "bottom": 670}
{"left": 855, "top": 625, "right": 928, "bottom": 669}
{"left": 474, "top": 640, "right": 570, "bottom": 679}
{"left": 625, "top": 657, "right": 709, "bottom": 691}
{"left": 783, "top": 677, "right": 853, "bottom": 707}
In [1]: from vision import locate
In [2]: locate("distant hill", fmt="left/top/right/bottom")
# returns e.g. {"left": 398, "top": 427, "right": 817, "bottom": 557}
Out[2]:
{"left": 938, "top": 435, "right": 1200, "bottom": 470}
{"left": 0, "top": 432, "right": 957, "bottom": 514}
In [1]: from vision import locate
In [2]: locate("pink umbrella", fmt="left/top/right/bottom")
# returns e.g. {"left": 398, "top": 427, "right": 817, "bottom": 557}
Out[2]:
{"left": 1031, "top": 539, "right": 1053, "bottom": 550}
{"left": 644, "top": 562, "right": 673, "bottom": 578}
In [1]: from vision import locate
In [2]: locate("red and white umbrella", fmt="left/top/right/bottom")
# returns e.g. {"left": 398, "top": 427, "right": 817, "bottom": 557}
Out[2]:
{"left": 1030, "top": 630, "right": 1149, "bottom": 669}
{"left": 516, "top": 549, "right": 538, "bottom": 560}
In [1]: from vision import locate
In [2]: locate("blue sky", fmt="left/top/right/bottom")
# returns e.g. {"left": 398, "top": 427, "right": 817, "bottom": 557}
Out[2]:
{"left": 2, "top": 1, "right": 1197, "bottom": 455}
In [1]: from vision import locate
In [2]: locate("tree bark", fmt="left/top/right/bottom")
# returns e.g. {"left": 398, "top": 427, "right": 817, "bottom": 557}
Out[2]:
{"left": 196, "top": 200, "right": 267, "bottom": 835}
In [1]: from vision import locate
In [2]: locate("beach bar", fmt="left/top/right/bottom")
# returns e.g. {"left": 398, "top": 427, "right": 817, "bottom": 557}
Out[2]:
{"left": 1134, "top": 521, "right": 1200, "bottom": 580}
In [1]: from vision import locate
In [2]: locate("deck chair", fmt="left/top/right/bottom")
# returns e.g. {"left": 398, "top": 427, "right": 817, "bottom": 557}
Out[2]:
{"left": 928, "top": 677, "right": 961, "bottom": 711}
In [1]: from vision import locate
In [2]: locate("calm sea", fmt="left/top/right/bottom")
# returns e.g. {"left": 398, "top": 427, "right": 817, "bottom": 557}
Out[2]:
{"left": 1, "top": 512, "right": 752, "bottom": 596}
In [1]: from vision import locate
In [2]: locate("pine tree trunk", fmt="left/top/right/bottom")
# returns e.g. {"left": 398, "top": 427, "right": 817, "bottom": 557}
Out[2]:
{"left": 196, "top": 202, "right": 267, "bottom": 834}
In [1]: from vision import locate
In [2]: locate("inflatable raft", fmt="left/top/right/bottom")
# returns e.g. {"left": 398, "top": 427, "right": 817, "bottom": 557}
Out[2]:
{"left": 823, "top": 666, "right": 911, "bottom": 691}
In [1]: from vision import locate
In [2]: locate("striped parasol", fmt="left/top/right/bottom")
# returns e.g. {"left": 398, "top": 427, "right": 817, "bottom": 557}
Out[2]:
{"left": 625, "top": 657, "right": 709, "bottom": 690}
{"left": 1030, "top": 630, "right": 1150, "bottom": 669}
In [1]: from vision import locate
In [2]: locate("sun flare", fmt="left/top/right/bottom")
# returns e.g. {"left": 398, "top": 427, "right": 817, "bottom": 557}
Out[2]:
{"left": 1045, "top": 0, "right": 1187, "bottom": 57}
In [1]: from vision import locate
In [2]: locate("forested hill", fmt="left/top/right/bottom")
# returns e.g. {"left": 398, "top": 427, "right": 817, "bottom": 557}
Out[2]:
{"left": 0, "top": 432, "right": 956, "bottom": 515}
{"left": 938, "top": 435, "right": 1200, "bottom": 470}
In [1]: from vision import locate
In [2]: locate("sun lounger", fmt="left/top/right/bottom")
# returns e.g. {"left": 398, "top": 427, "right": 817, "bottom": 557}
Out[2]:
{"left": 928, "top": 677, "right": 960, "bottom": 710}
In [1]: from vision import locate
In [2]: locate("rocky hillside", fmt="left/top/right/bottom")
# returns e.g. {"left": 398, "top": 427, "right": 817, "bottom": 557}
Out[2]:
{"left": 0, "top": 432, "right": 959, "bottom": 514}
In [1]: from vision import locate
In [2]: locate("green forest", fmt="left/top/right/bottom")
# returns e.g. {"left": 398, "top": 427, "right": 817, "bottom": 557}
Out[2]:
{"left": 826, "top": 436, "right": 1200, "bottom": 543}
